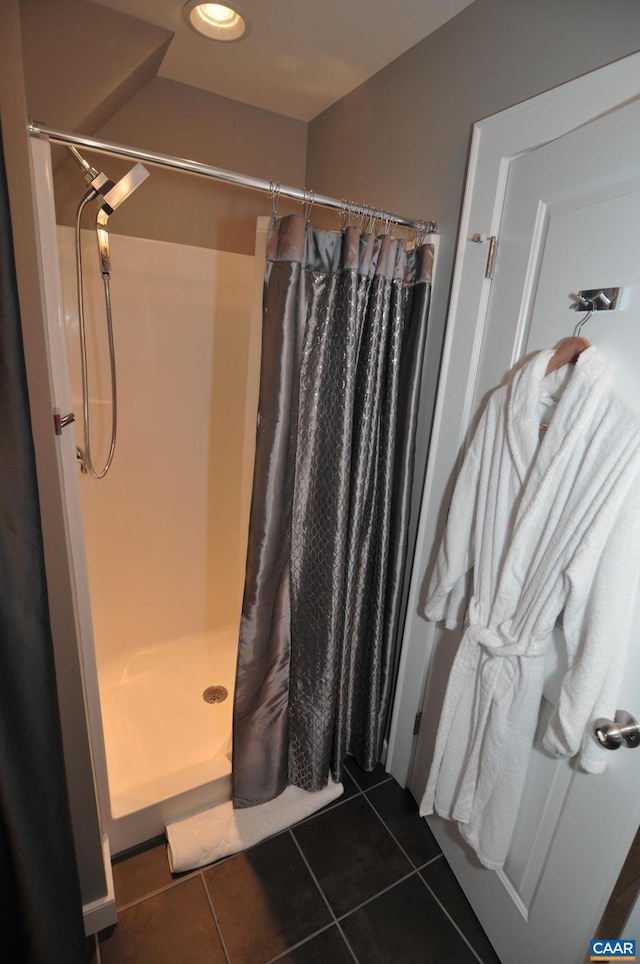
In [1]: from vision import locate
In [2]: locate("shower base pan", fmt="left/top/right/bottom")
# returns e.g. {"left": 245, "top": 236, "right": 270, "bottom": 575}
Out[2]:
{"left": 97, "top": 626, "right": 237, "bottom": 854}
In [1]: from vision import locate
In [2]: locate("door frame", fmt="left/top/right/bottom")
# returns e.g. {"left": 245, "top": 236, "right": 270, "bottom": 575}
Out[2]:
{"left": 386, "top": 48, "right": 640, "bottom": 787}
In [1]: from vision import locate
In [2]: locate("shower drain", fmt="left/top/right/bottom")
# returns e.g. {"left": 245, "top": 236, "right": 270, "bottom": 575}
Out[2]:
{"left": 203, "top": 685, "right": 228, "bottom": 704}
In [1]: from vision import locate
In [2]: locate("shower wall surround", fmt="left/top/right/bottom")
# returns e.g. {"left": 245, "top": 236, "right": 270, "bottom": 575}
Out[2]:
{"left": 57, "top": 226, "right": 257, "bottom": 663}
{"left": 55, "top": 225, "right": 262, "bottom": 850}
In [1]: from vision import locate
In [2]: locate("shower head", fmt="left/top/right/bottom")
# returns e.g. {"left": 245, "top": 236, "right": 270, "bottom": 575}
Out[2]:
{"left": 68, "top": 144, "right": 150, "bottom": 213}
{"left": 94, "top": 162, "right": 150, "bottom": 277}
{"left": 99, "top": 162, "right": 150, "bottom": 216}
{"left": 68, "top": 145, "right": 150, "bottom": 277}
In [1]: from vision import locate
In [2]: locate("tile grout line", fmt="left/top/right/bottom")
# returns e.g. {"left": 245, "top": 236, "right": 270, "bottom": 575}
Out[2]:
{"left": 330, "top": 917, "right": 360, "bottom": 961}
{"left": 113, "top": 838, "right": 268, "bottom": 913}
{"left": 343, "top": 761, "right": 394, "bottom": 794}
{"left": 361, "top": 788, "right": 486, "bottom": 964}
{"left": 333, "top": 867, "right": 419, "bottom": 922}
{"left": 417, "top": 852, "right": 445, "bottom": 871}
{"left": 286, "top": 766, "right": 393, "bottom": 831}
{"left": 262, "top": 923, "right": 339, "bottom": 964}
{"left": 112, "top": 872, "right": 201, "bottom": 912}
{"left": 291, "top": 785, "right": 364, "bottom": 828}
{"left": 199, "top": 869, "right": 233, "bottom": 964}
{"left": 361, "top": 796, "right": 450, "bottom": 873}
{"left": 418, "top": 874, "right": 487, "bottom": 964}
{"left": 288, "top": 828, "right": 361, "bottom": 964}
{"left": 360, "top": 784, "right": 425, "bottom": 869}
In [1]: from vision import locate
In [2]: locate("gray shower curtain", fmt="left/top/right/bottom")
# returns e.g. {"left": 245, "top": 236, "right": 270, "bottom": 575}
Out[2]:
{"left": 232, "top": 214, "right": 433, "bottom": 808}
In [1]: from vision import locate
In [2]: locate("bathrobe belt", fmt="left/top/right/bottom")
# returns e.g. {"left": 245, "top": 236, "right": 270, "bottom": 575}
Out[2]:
{"left": 465, "top": 596, "right": 548, "bottom": 657}
{"left": 449, "top": 600, "right": 548, "bottom": 823}
{"left": 463, "top": 619, "right": 547, "bottom": 704}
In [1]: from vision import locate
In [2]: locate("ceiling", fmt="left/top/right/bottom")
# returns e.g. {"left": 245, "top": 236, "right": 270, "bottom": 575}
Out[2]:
{"left": 88, "top": 0, "right": 475, "bottom": 121}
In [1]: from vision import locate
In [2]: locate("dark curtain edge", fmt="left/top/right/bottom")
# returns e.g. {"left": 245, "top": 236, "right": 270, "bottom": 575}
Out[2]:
{"left": 0, "top": 118, "right": 86, "bottom": 962}
{"left": 379, "top": 278, "right": 433, "bottom": 751}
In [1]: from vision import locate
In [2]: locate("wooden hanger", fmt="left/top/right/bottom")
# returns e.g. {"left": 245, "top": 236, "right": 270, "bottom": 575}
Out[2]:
{"left": 545, "top": 336, "right": 590, "bottom": 376}
{"left": 540, "top": 335, "right": 591, "bottom": 435}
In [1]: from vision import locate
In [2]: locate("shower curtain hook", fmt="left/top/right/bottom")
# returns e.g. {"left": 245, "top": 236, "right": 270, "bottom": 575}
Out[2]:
{"left": 340, "top": 198, "right": 349, "bottom": 231}
{"left": 269, "top": 180, "right": 280, "bottom": 225}
{"left": 365, "top": 209, "right": 376, "bottom": 235}
{"left": 301, "top": 188, "right": 315, "bottom": 224}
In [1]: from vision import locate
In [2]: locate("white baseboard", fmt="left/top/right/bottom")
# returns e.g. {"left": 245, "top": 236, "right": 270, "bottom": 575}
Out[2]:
{"left": 83, "top": 834, "right": 116, "bottom": 937}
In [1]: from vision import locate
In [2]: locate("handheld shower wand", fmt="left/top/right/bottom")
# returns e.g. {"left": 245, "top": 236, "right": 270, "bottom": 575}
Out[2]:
{"left": 95, "top": 162, "right": 149, "bottom": 277}
{"left": 68, "top": 146, "right": 150, "bottom": 478}
{"left": 68, "top": 144, "right": 150, "bottom": 276}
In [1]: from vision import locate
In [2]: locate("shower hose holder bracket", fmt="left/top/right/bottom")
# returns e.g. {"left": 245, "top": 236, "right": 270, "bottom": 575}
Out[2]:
{"left": 53, "top": 408, "right": 76, "bottom": 436}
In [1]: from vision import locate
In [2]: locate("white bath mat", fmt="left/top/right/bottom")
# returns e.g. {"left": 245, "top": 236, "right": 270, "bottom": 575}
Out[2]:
{"left": 165, "top": 779, "right": 344, "bottom": 873}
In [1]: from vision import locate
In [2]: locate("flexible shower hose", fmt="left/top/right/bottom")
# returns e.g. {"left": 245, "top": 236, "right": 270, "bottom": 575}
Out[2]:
{"left": 75, "top": 189, "right": 118, "bottom": 479}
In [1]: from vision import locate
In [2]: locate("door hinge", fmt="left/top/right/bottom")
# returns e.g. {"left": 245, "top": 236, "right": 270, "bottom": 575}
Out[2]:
{"left": 413, "top": 712, "right": 423, "bottom": 736}
{"left": 469, "top": 233, "right": 498, "bottom": 279}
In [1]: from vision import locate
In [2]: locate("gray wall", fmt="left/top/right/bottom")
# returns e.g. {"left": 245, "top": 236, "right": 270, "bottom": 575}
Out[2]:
{"left": 307, "top": 0, "right": 640, "bottom": 543}
{"left": 52, "top": 77, "right": 308, "bottom": 255}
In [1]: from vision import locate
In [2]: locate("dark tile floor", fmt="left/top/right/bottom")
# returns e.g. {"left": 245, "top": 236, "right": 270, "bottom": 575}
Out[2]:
{"left": 86, "top": 760, "right": 501, "bottom": 964}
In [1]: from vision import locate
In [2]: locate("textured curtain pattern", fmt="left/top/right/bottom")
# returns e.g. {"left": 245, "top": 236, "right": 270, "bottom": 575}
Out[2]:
{"left": 233, "top": 215, "right": 432, "bottom": 807}
{"left": 0, "top": 125, "right": 86, "bottom": 961}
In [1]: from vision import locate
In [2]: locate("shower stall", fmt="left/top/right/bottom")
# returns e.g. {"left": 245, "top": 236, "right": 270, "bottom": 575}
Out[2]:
{"left": 29, "top": 126, "right": 434, "bottom": 862}
{"left": 62, "top": 227, "right": 264, "bottom": 853}
{"left": 32, "top": 135, "right": 266, "bottom": 854}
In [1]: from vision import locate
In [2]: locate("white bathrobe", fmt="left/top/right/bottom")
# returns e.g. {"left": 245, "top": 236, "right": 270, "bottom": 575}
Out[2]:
{"left": 419, "top": 346, "right": 640, "bottom": 870}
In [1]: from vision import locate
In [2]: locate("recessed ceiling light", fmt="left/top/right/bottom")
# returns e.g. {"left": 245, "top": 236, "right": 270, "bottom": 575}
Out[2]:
{"left": 183, "top": 2, "right": 251, "bottom": 42}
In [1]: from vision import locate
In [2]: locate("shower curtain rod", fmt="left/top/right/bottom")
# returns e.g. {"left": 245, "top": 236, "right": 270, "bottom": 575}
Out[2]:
{"left": 28, "top": 121, "right": 437, "bottom": 236}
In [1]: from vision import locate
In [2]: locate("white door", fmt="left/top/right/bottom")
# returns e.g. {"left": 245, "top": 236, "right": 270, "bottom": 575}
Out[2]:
{"left": 411, "top": 97, "right": 640, "bottom": 964}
